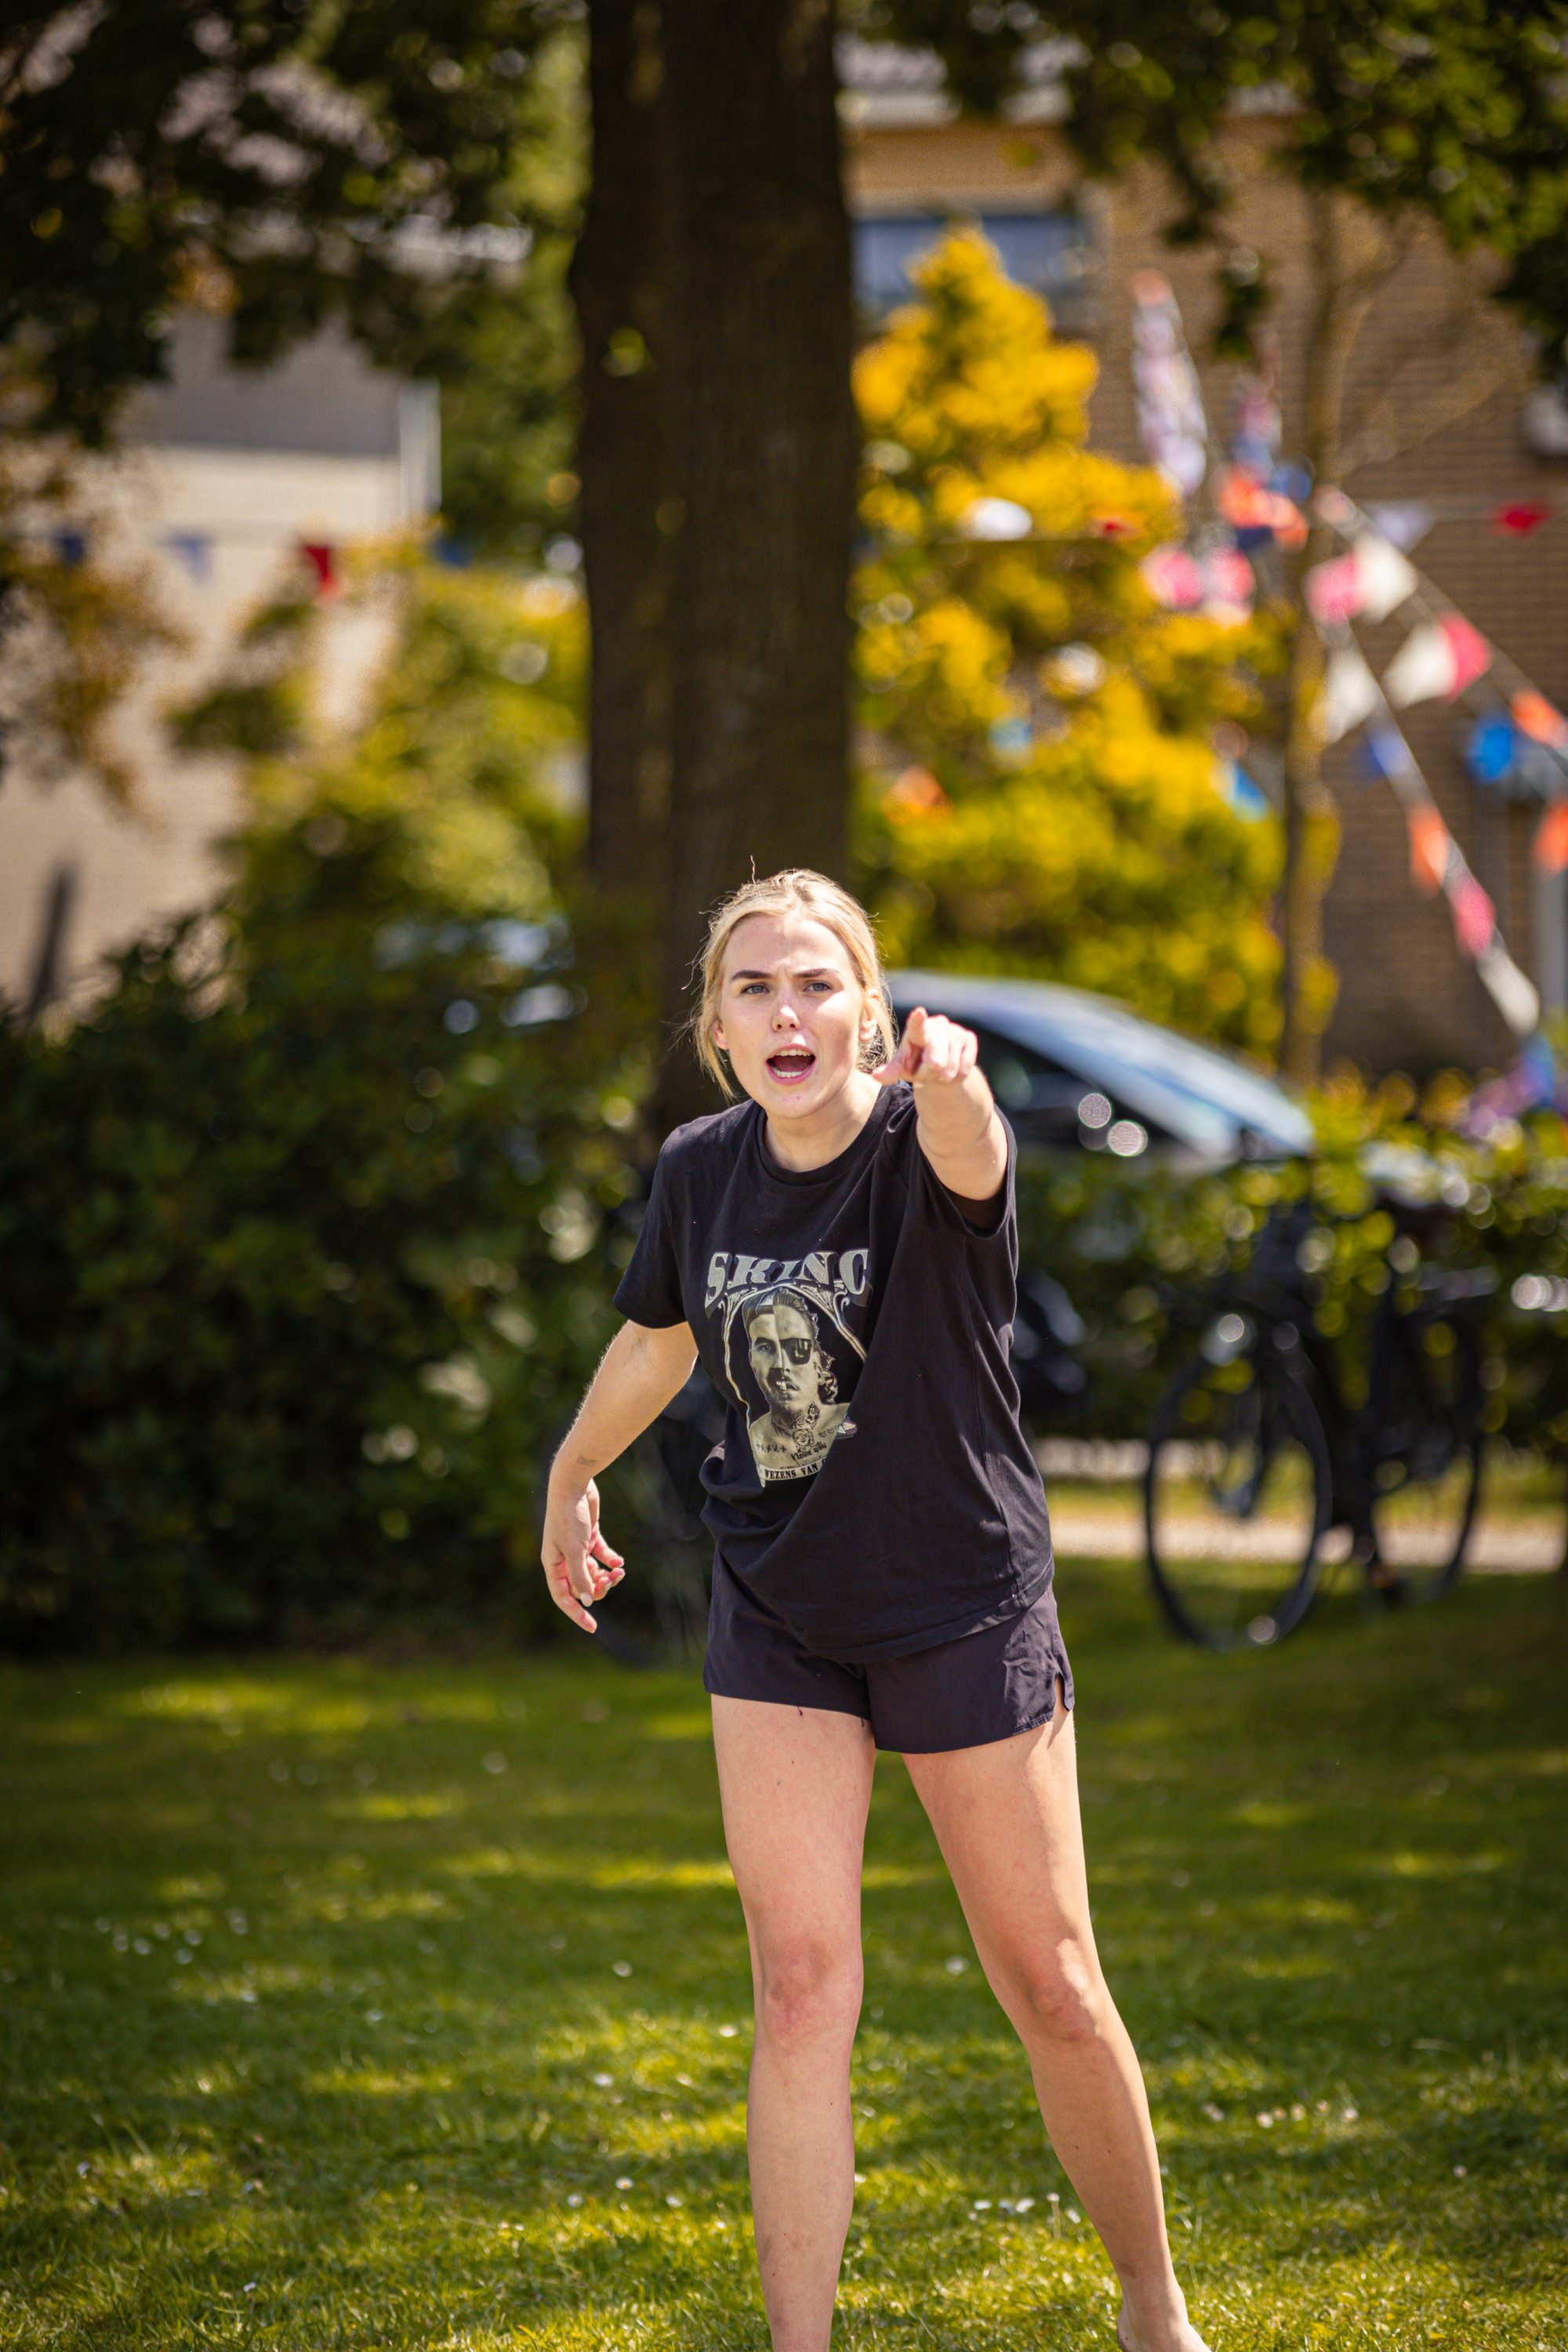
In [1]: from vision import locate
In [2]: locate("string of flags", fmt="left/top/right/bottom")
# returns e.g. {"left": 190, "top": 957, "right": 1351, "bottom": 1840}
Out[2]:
{"left": 12, "top": 525, "right": 343, "bottom": 597}
{"left": 1124, "top": 272, "right": 1565, "bottom": 1049}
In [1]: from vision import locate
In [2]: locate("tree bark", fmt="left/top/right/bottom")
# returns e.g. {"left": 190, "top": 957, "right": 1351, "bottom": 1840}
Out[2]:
{"left": 655, "top": 0, "right": 855, "bottom": 1126}
{"left": 568, "top": 0, "right": 673, "bottom": 909}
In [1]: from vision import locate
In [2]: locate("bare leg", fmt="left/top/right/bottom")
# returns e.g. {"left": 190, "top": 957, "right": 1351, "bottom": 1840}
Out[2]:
{"left": 904, "top": 1694, "right": 1207, "bottom": 2352}
{"left": 712, "top": 1695, "right": 877, "bottom": 2352}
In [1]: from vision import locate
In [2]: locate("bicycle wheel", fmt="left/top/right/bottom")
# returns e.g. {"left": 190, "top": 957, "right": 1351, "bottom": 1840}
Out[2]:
{"left": 1145, "top": 1322, "right": 1331, "bottom": 1650}
{"left": 1365, "top": 1311, "right": 1483, "bottom": 1604}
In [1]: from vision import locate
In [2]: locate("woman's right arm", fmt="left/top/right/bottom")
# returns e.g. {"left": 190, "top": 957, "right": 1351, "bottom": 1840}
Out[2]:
{"left": 541, "top": 1317, "right": 699, "bottom": 1633}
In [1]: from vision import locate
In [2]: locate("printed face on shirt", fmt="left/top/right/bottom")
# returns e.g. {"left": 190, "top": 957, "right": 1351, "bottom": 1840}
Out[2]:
{"left": 746, "top": 1298, "right": 825, "bottom": 1421}
{"left": 735, "top": 1283, "right": 853, "bottom": 1483}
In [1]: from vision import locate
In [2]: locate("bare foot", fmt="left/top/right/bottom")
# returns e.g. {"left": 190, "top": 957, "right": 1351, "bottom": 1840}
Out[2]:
{"left": 1116, "top": 2300, "right": 1212, "bottom": 2352}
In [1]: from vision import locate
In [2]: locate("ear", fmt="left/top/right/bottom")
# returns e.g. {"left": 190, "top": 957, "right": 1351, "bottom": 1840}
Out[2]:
{"left": 712, "top": 1018, "right": 728, "bottom": 1054}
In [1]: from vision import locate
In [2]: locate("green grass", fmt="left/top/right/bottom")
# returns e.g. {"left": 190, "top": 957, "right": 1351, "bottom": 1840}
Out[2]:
{"left": 1, "top": 1563, "right": 1565, "bottom": 2350}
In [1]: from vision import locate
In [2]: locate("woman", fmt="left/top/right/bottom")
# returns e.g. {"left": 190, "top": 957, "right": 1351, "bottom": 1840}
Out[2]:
{"left": 541, "top": 869, "right": 1207, "bottom": 2352}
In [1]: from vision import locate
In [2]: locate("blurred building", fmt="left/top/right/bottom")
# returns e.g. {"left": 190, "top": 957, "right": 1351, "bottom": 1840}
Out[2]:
{"left": 840, "top": 36, "right": 1568, "bottom": 1078}
{"left": 0, "top": 316, "right": 437, "bottom": 1016}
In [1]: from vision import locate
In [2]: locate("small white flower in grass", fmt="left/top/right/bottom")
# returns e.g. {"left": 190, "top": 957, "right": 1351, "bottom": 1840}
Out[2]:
{"left": 592, "top": 2073, "right": 613, "bottom": 2088}
{"left": 944, "top": 1956, "right": 968, "bottom": 1975}
{"left": 1066, "top": 2209, "right": 1080, "bottom": 2224}
{"left": 244, "top": 2283, "right": 256, "bottom": 2295}
{"left": 615, "top": 2178, "right": 633, "bottom": 2190}
{"left": 853, "top": 2172, "right": 866, "bottom": 2185}
{"left": 567, "top": 2194, "right": 583, "bottom": 2208}
{"left": 717, "top": 2024, "right": 738, "bottom": 2038}
{"left": 675, "top": 2073, "right": 693, "bottom": 2087}
{"left": 972, "top": 2200, "right": 992, "bottom": 2212}
{"left": 1256, "top": 2113, "right": 1272, "bottom": 2128}
{"left": 1203, "top": 2104, "right": 1225, "bottom": 2123}
{"left": 1342, "top": 2107, "right": 1359, "bottom": 2123}
{"left": 612, "top": 1961, "right": 632, "bottom": 1977}
{"left": 666, "top": 2193, "right": 682, "bottom": 2208}
{"left": 482, "top": 1753, "right": 506, "bottom": 1774}
{"left": 1454, "top": 2164, "right": 1467, "bottom": 2177}
{"left": 1014, "top": 2197, "right": 1034, "bottom": 2213}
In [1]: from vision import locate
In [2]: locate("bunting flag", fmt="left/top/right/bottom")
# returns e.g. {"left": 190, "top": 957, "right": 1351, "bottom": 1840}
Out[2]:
{"left": 299, "top": 542, "right": 338, "bottom": 596}
{"left": 1407, "top": 806, "right": 1450, "bottom": 891}
{"left": 1363, "top": 720, "right": 1419, "bottom": 783}
{"left": 1130, "top": 273, "right": 1208, "bottom": 499}
{"left": 1202, "top": 546, "right": 1254, "bottom": 622}
{"left": 1319, "top": 644, "right": 1381, "bottom": 745}
{"left": 1533, "top": 801, "right": 1568, "bottom": 875}
{"left": 1466, "top": 713, "right": 1519, "bottom": 788}
{"left": 1229, "top": 366, "right": 1281, "bottom": 481}
{"left": 1364, "top": 502, "right": 1435, "bottom": 552}
{"left": 1493, "top": 502, "right": 1553, "bottom": 537}
{"left": 1141, "top": 545, "right": 1204, "bottom": 609}
{"left": 1401, "top": 801, "right": 1539, "bottom": 1028}
{"left": 162, "top": 533, "right": 212, "bottom": 581}
{"left": 1218, "top": 466, "right": 1307, "bottom": 549}
{"left": 1304, "top": 533, "right": 1417, "bottom": 626}
{"left": 1211, "top": 757, "right": 1271, "bottom": 820}
{"left": 1349, "top": 534, "right": 1419, "bottom": 622}
{"left": 1382, "top": 614, "right": 1491, "bottom": 708}
{"left": 1512, "top": 689, "right": 1568, "bottom": 753}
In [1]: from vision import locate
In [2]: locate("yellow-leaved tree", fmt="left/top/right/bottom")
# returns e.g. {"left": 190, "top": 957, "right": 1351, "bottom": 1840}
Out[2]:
{"left": 853, "top": 230, "right": 1284, "bottom": 1055}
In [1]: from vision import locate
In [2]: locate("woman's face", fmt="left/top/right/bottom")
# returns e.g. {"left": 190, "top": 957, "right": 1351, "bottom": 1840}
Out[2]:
{"left": 713, "top": 910, "right": 873, "bottom": 1121}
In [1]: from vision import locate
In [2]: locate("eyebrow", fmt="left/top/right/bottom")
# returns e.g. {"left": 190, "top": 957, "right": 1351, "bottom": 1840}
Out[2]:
{"left": 728, "top": 966, "right": 837, "bottom": 982}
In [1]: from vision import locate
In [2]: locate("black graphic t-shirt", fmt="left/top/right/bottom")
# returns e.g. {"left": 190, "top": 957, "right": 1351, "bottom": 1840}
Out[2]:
{"left": 612, "top": 1086, "right": 1056, "bottom": 1661}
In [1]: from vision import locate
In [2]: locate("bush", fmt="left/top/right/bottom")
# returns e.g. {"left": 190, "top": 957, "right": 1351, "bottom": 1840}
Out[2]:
{"left": 0, "top": 826, "right": 651, "bottom": 1650}
{"left": 0, "top": 541, "right": 657, "bottom": 1652}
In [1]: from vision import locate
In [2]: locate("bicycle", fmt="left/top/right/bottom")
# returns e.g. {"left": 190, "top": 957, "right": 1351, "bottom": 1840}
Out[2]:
{"left": 1142, "top": 1197, "right": 1493, "bottom": 1650}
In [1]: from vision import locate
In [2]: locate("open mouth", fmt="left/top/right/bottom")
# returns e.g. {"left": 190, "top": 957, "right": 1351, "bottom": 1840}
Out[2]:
{"left": 766, "top": 1047, "right": 816, "bottom": 1085}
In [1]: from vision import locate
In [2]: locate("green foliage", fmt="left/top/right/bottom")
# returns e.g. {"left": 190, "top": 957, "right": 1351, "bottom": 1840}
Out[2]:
{"left": 427, "top": 33, "right": 586, "bottom": 563}
{"left": 865, "top": 1, "right": 1568, "bottom": 368}
{"left": 851, "top": 230, "right": 1286, "bottom": 1055}
{"left": 0, "top": 1, "right": 579, "bottom": 447}
{"left": 0, "top": 398, "right": 180, "bottom": 801}
{"left": 0, "top": 555, "right": 643, "bottom": 1650}
{"left": 2, "top": 1580, "right": 1566, "bottom": 2347}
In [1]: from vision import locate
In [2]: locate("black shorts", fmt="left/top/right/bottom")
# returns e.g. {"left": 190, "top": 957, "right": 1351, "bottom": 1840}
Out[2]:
{"left": 702, "top": 1554, "right": 1073, "bottom": 1755}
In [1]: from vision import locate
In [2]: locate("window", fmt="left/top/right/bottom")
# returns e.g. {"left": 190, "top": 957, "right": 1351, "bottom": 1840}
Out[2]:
{"left": 852, "top": 209, "right": 1094, "bottom": 326}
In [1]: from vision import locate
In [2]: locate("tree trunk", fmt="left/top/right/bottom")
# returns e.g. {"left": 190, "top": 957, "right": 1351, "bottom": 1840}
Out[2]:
{"left": 655, "top": 0, "right": 855, "bottom": 1127}
{"left": 569, "top": 0, "right": 673, "bottom": 910}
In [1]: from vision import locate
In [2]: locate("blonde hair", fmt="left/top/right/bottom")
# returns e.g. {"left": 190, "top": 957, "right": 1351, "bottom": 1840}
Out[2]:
{"left": 691, "top": 869, "right": 897, "bottom": 1097}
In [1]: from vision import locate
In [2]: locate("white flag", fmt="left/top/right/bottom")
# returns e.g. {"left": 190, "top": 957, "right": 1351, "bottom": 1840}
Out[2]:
{"left": 1319, "top": 644, "right": 1381, "bottom": 744}
{"left": 1351, "top": 533, "right": 1417, "bottom": 623}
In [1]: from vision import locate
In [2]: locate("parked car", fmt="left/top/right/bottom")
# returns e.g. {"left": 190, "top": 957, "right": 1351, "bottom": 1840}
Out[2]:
{"left": 887, "top": 970, "right": 1312, "bottom": 1165}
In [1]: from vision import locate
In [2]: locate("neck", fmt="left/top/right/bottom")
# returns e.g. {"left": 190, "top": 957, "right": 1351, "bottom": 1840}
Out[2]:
{"left": 760, "top": 1072, "right": 880, "bottom": 1172}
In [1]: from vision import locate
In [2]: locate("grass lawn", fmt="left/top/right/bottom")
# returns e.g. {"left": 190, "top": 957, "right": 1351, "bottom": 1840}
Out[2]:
{"left": 1, "top": 1561, "right": 1564, "bottom": 2350}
